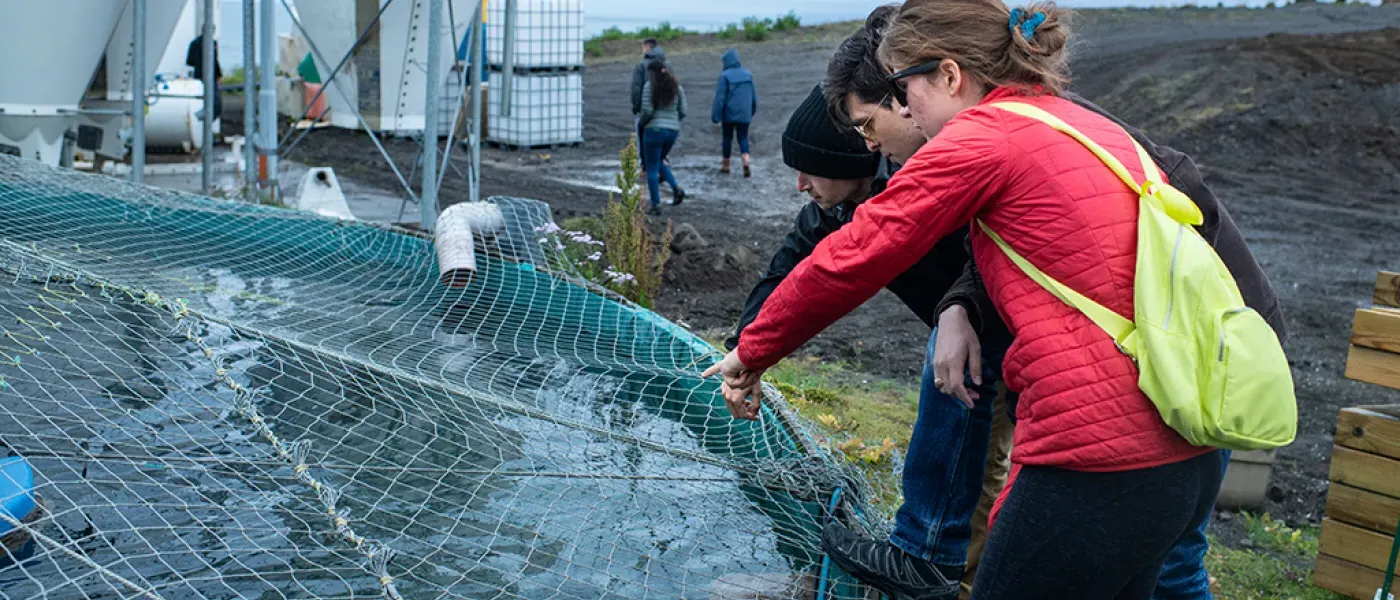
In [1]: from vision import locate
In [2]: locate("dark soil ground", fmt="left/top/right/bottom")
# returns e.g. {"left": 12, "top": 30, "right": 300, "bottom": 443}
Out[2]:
{"left": 225, "top": 4, "right": 1400, "bottom": 527}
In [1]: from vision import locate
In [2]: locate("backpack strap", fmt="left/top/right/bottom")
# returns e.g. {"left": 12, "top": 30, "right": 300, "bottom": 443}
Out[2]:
{"left": 975, "top": 220, "right": 1138, "bottom": 356}
{"left": 990, "top": 101, "right": 1204, "bottom": 227}
{"left": 975, "top": 100, "right": 1182, "bottom": 358}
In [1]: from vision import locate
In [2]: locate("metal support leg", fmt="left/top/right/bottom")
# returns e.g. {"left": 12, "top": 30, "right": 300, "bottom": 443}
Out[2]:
{"left": 201, "top": 0, "right": 215, "bottom": 194}
{"left": 131, "top": 0, "right": 146, "bottom": 184}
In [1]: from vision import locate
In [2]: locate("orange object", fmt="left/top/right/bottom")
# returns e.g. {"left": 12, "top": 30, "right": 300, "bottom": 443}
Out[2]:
{"left": 303, "top": 82, "right": 329, "bottom": 121}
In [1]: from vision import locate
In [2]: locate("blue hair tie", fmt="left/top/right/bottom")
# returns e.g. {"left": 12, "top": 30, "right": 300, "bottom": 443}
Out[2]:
{"left": 1008, "top": 8, "right": 1047, "bottom": 40}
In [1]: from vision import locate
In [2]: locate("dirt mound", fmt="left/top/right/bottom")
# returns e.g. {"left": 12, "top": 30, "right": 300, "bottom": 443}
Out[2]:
{"left": 1237, "top": 27, "right": 1400, "bottom": 85}
{"left": 663, "top": 243, "right": 762, "bottom": 292}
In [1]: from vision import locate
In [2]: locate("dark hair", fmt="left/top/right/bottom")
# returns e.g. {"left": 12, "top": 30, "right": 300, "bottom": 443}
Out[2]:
{"left": 647, "top": 60, "right": 678, "bottom": 108}
{"left": 880, "top": 0, "right": 1072, "bottom": 95}
{"left": 642, "top": 38, "right": 659, "bottom": 48}
{"left": 824, "top": 5, "right": 900, "bottom": 126}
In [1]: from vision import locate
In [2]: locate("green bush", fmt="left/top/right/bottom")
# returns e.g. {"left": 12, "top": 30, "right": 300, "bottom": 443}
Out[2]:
{"left": 638, "top": 21, "right": 686, "bottom": 42}
{"left": 599, "top": 136, "right": 671, "bottom": 308}
{"left": 717, "top": 22, "right": 741, "bottom": 40}
{"left": 583, "top": 22, "right": 688, "bottom": 56}
{"left": 773, "top": 11, "right": 802, "bottom": 32}
{"left": 598, "top": 26, "right": 626, "bottom": 41}
{"left": 741, "top": 17, "right": 771, "bottom": 41}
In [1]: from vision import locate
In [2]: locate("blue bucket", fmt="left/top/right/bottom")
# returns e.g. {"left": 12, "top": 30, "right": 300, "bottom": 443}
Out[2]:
{"left": 0, "top": 456, "right": 36, "bottom": 538}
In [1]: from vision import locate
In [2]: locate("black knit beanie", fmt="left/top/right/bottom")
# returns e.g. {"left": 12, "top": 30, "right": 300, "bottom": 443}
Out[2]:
{"left": 782, "top": 84, "right": 880, "bottom": 180}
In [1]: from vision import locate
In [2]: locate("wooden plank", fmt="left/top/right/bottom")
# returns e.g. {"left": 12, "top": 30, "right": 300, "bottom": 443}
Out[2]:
{"left": 1337, "top": 405, "right": 1400, "bottom": 461}
{"left": 1354, "top": 308, "right": 1400, "bottom": 354}
{"left": 1314, "top": 553, "right": 1388, "bottom": 600}
{"left": 1330, "top": 445, "right": 1400, "bottom": 498}
{"left": 1325, "top": 482, "right": 1400, "bottom": 535}
{"left": 1376, "top": 270, "right": 1400, "bottom": 308}
{"left": 1346, "top": 345, "right": 1400, "bottom": 392}
{"left": 1318, "top": 518, "right": 1398, "bottom": 572}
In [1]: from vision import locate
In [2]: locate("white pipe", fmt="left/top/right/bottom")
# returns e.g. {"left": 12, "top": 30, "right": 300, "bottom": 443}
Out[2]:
{"left": 131, "top": 0, "right": 146, "bottom": 183}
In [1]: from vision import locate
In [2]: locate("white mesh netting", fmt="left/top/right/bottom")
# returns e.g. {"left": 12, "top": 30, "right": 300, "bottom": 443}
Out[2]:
{"left": 0, "top": 156, "right": 880, "bottom": 599}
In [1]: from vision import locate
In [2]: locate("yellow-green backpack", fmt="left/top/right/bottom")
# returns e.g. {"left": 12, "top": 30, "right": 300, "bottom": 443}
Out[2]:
{"left": 979, "top": 101, "right": 1296, "bottom": 451}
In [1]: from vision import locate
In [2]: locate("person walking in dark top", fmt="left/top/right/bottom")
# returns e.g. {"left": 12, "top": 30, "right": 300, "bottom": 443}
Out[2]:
{"left": 631, "top": 38, "right": 669, "bottom": 170}
{"left": 638, "top": 61, "right": 687, "bottom": 215}
{"left": 186, "top": 33, "right": 224, "bottom": 126}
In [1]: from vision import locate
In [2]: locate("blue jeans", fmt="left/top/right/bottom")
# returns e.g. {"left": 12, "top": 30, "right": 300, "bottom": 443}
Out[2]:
{"left": 642, "top": 127, "right": 680, "bottom": 207}
{"left": 890, "top": 327, "right": 1008, "bottom": 565}
{"left": 721, "top": 122, "right": 750, "bottom": 158}
{"left": 1152, "top": 449, "right": 1231, "bottom": 600}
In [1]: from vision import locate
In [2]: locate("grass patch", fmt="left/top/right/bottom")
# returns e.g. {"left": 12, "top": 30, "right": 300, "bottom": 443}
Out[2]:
{"left": 763, "top": 356, "right": 918, "bottom": 511}
{"left": 1206, "top": 529, "right": 1346, "bottom": 600}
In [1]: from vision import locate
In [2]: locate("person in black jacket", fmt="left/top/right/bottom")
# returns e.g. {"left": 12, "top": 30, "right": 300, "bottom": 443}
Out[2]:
{"left": 186, "top": 33, "right": 224, "bottom": 126}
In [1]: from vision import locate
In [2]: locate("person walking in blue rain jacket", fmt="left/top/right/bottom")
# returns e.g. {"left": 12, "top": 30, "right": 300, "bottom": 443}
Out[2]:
{"left": 712, "top": 49, "right": 757, "bottom": 177}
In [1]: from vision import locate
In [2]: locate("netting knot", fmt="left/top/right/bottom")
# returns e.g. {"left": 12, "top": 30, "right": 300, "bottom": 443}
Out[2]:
{"left": 318, "top": 485, "right": 340, "bottom": 510}
{"left": 290, "top": 440, "right": 312, "bottom": 466}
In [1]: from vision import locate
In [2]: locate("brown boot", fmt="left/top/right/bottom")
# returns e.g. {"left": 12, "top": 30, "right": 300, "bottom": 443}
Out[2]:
{"left": 720, "top": 158, "right": 731, "bottom": 174}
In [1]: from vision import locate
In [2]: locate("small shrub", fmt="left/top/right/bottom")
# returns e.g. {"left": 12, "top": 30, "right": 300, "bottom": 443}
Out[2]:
{"left": 534, "top": 140, "right": 671, "bottom": 309}
{"left": 584, "top": 38, "right": 604, "bottom": 57}
{"left": 717, "top": 23, "right": 740, "bottom": 40}
{"left": 599, "top": 136, "right": 671, "bottom": 308}
{"left": 741, "top": 17, "right": 771, "bottom": 41}
{"left": 772, "top": 11, "right": 802, "bottom": 32}
{"left": 598, "top": 26, "right": 626, "bottom": 41}
{"left": 638, "top": 21, "right": 686, "bottom": 42}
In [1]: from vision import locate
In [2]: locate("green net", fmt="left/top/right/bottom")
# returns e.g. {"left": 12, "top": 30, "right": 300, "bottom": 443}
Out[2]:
{"left": 0, "top": 156, "right": 883, "bottom": 599}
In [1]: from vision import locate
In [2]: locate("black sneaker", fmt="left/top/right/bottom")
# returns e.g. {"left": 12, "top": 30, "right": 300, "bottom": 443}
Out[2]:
{"left": 821, "top": 521, "right": 962, "bottom": 600}
{"left": 672, "top": 188, "right": 686, "bottom": 206}
{"left": 646, "top": 205, "right": 662, "bottom": 216}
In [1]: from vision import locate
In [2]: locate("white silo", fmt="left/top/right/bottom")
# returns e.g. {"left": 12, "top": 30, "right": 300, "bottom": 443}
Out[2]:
{"left": 0, "top": 1, "right": 127, "bottom": 165}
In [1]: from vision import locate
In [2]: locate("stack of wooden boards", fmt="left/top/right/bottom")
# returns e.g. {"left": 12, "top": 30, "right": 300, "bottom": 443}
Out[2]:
{"left": 1314, "top": 271, "right": 1400, "bottom": 599}
{"left": 1315, "top": 406, "right": 1400, "bottom": 598}
{"left": 1346, "top": 271, "right": 1400, "bottom": 390}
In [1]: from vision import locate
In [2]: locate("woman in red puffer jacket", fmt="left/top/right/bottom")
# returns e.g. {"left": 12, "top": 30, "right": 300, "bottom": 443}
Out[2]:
{"left": 703, "top": 0, "right": 1223, "bottom": 598}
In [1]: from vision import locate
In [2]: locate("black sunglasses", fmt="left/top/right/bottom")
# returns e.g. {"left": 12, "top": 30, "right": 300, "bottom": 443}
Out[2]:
{"left": 886, "top": 60, "right": 943, "bottom": 107}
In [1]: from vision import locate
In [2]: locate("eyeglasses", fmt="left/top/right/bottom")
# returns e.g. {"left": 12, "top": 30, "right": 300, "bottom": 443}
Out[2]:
{"left": 853, "top": 91, "right": 893, "bottom": 141}
{"left": 886, "top": 60, "right": 943, "bottom": 107}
